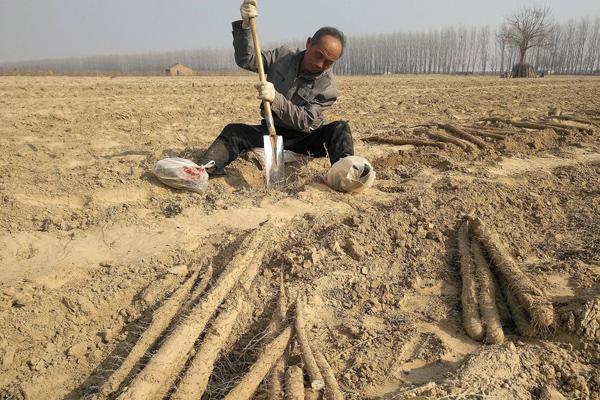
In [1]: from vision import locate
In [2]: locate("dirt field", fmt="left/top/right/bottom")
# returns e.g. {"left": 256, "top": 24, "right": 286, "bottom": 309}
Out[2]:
{"left": 0, "top": 75, "right": 599, "bottom": 400}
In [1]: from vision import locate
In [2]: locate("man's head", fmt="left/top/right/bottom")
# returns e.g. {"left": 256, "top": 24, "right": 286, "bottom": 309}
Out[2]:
{"left": 302, "top": 27, "right": 345, "bottom": 75}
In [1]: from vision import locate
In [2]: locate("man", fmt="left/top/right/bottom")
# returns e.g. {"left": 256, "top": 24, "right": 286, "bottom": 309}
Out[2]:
{"left": 199, "top": 0, "right": 354, "bottom": 176}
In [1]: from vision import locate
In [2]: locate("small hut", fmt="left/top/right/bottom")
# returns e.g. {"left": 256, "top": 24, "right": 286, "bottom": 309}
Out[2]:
{"left": 165, "top": 63, "right": 194, "bottom": 76}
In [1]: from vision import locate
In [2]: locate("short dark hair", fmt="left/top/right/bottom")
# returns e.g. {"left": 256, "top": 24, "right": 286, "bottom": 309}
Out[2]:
{"left": 312, "top": 27, "right": 346, "bottom": 57}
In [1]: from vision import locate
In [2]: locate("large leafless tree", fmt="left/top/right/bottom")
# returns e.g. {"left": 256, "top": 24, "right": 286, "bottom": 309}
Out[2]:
{"left": 500, "top": 6, "right": 553, "bottom": 64}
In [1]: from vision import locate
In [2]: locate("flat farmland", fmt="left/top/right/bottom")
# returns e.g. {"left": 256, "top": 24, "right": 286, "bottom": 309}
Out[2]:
{"left": 0, "top": 75, "right": 599, "bottom": 399}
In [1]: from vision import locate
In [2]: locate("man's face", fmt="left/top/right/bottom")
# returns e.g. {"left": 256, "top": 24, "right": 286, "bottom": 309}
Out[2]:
{"left": 302, "top": 35, "right": 342, "bottom": 74}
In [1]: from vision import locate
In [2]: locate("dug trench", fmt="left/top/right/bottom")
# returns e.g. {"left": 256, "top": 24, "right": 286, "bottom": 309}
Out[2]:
{"left": 0, "top": 76, "right": 599, "bottom": 399}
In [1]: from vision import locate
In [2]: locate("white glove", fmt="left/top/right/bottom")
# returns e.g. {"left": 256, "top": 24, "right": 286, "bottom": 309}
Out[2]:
{"left": 240, "top": 0, "right": 258, "bottom": 29}
{"left": 254, "top": 81, "right": 275, "bottom": 103}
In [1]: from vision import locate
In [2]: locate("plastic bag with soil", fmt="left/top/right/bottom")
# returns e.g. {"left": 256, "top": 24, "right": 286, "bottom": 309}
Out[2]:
{"left": 153, "top": 157, "right": 214, "bottom": 193}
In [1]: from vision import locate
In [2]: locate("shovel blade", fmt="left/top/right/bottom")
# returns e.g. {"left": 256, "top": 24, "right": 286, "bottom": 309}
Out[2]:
{"left": 263, "top": 135, "right": 285, "bottom": 187}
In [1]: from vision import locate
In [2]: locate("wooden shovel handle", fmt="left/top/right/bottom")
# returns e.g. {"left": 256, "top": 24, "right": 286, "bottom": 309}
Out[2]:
{"left": 248, "top": 18, "right": 277, "bottom": 139}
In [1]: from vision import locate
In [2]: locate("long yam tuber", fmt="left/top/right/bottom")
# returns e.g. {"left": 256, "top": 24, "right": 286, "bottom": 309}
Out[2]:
{"left": 457, "top": 221, "right": 484, "bottom": 341}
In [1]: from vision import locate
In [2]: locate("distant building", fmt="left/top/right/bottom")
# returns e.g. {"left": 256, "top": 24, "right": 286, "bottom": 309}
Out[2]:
{"left": 165, "top": 63, "right": 194, "bottom": 76}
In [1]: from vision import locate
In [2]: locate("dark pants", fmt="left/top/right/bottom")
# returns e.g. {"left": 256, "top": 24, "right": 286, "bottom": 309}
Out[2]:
{"left": 199, "top": 120, "right": 354, "bottom": 170}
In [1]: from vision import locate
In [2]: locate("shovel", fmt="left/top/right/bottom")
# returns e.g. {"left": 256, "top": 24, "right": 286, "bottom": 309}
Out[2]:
{"left": 248, "top": 17, "right": 285, "bottom": 187}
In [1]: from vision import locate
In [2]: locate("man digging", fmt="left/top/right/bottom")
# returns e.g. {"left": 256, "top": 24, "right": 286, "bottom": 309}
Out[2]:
{"left": 198, "top": 0, "right": 374, "bottom": 193}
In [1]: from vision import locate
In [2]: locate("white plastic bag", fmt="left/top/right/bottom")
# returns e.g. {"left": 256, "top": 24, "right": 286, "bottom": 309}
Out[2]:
{"left": 152, "top": 157, "right": 214, "bottom": 193}
{"left": 325, "top": 156, "right": 375, "bottom": 193}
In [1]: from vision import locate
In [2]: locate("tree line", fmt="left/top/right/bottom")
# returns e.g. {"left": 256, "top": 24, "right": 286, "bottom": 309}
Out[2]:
{"left": 1, "top": 16, "right": 598, "bottom": 76}
{"left": 333, "top": 16, "right": 600, "bottom": 75}
{"left": 0, "top": 48, "right": 237, "bottom": 76}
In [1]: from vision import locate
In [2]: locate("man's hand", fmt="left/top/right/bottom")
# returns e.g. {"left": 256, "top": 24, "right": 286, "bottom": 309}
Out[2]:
{"left": 254, "top": 81, "right": 275, "bottom": 103}
{"left": 240, "top": 0, "right": 258, "bottom": 29}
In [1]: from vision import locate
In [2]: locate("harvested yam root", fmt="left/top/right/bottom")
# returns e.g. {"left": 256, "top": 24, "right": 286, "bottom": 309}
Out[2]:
{"left": 462, "top": 127, "right": 505, "bottom": 140}
{"left": 538, "top": 118, "right": 594, "bottom": 134}
{"left": 170, "top": 297, "right": 242, "bottom": 400}
{"left": 437, "top": 123, "right": 488, "bottom": 148}
{"left": 480, "top": 117, "right": 570, "bottom": 135}
{"left": 267, "top": 274, "right": 288, "bottom": 337}
{"left": 268, "top": 358, "right": 286, "bottom": 400}
{"left": 99, "top": 269, "right": 201, "bottom": 397}
{"left": 469, "top": 217, "right": 554, "bottom": 330}
{"left": 223, "top": 325, "right": 293, "bottom": 400}
{"left": 553, "top": 115, "right": 599, "bottom": 128}
{"left": 502, "top": 279, "right": 537, "bottom": 337}
{"left": 457, "top": 221, "right": 484, "bottom": 341}
{"left": 186, "top": 263, "right": 213, "bottom": 306}
{"left": 177, "top": 267, "right": 290, "bottom": 400}
{"left": 471, "top": 239, "right": 505, "bottom": 344}
{"left": 458, "top": 217, "right": 551, "bottom": 341}
{"left": 118, "top": 230, "right": 268, "bottom": 400}
{"left": 428, "top": 132, "right": 475, "bottom": 151}
{"left": 314, "top": 350, "right": 344, "bottom": 400}
{"left": 267, "top": 275, "right": 288, "bottom": 400}
{"left": 493, "top": 276, "right": 513, "bottom": 326}
{"left": 305, "top": 388, "right": 321, "bottom": 400}
{"left": 295, "top": 294, "right": 325, "bottom": 390}
{"left": 363, "top": 135, "right": 446, "bottom": 149}
{"left": 465, "top": 125, "right": 521, "bottom": 135}
{"left": 285, "top": 365, "right": 305, "bottom": 400}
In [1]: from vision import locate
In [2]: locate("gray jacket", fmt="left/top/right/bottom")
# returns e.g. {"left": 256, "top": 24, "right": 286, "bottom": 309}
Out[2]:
{"left": 232, "top": 20, "right": 338, "bottom": 133}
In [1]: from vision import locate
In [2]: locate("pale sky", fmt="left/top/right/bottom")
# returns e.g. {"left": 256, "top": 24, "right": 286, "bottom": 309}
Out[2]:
{"left": 1, "top": 0, "right": 599, "bottom": 63}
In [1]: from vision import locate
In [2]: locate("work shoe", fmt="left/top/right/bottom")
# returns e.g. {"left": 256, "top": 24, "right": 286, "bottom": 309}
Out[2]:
{"left": 205, "top": 165, "right": 227, "bottom": 177}
{"left": 198, "top": 140, "right": 230, "bottom": 177}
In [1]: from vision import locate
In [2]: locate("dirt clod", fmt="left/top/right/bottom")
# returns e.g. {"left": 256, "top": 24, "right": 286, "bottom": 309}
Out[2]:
{"left": 539, "top": 385, "right": 566, "bottom": 400}
{"left": 67, "top": 342, "right": 89, "bottom": 361}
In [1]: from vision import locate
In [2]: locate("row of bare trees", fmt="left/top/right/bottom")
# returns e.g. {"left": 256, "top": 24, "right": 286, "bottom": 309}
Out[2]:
{"left": 333, "top": 15, "right": 600, "bottom": 75}
{"left": 1, "top": 15, "right": 599, "bottom": 76}
{"left": 0, "top": 48, "right": 236, "bottom": 76}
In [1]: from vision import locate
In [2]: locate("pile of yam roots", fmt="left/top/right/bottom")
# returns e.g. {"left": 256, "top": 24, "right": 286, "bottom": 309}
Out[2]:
{"left": 458, "top": 217, "right": 555, "bottom": 343}
{"left": 90, "top": 217, "right": 556, "bottom": 399}
{"left": 94, "top": 226, "right": 343, "bottom": 400}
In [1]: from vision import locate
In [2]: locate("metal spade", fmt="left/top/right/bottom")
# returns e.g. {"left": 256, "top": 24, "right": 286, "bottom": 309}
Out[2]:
{"left": 248, "top": 17, "right": 285, "bottom": 187}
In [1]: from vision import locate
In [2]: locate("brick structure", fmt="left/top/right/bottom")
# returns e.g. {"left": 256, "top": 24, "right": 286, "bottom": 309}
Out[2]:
{"left": 165, "top": 63, "right": 194, "bottom": 76}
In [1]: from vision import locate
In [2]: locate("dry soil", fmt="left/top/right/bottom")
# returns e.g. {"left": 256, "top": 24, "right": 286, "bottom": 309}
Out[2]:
{"left": 0, "top": 75, "right": 599, "bottom": 399}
